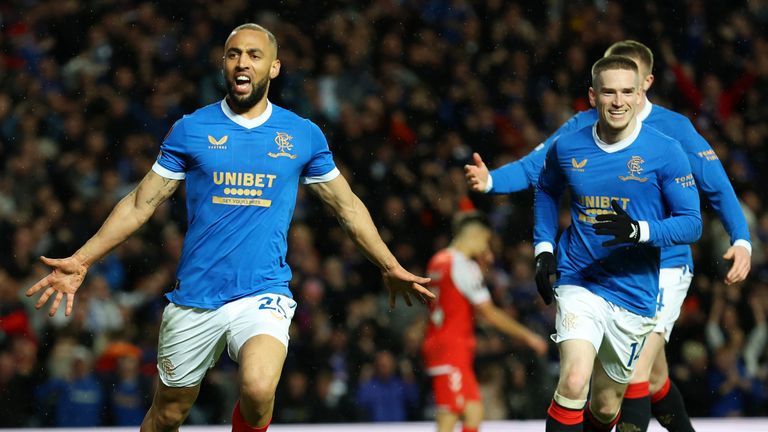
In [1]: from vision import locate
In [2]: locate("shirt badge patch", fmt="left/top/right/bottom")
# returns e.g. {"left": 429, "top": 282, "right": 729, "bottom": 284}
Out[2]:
{"left": 268, "top": 132, "right": 298, "bottom": 159}
{"left": 618, "top": 156, "right": 648, "bottom": 182}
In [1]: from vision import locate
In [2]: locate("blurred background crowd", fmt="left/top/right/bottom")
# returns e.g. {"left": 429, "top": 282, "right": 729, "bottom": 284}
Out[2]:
{"left": 1, "top": 0, "right": 768, "bottom": 427}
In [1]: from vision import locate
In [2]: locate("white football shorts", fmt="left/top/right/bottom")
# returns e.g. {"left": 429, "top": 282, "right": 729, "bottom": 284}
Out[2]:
{"left": 156, "top": 293, "right": 297, "bottom": 387}
{"left": 655, "top": 265, "right": 693, "bottom": 342}
{"left": 551, "top": 285, "right": 657, "bottom": 383}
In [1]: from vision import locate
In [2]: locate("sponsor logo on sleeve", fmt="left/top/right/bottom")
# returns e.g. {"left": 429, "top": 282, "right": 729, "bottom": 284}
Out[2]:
{"left": 674, "top": 173, "right": 696, "bottom": 188}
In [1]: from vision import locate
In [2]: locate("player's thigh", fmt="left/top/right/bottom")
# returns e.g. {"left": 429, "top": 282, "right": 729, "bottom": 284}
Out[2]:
{"left": 649, "top": 345, "right": 670, "bottom": 393}
{"left": 557, "top": 339, "right": 597, "bottom": 397}
{"left": 590, "top": 358, "right": 626, "bottom": 415}
{"left": 629, "top": 331, "right": 665, "bottom": 383}
{"left": 157, "top": 303, "right": 228, "bottom": 387}
{"left": 238, "top": 334, "right": 289, "bottom": 398}
{"left": 225, "top": 294, "right": 297, "bottom": 396}
{"left": 552, "top": 285, "right": 604, "bottom": 394}
{"left": 654, "top": 266, "right": 692, "bottom": 341}
{"left": 598, "top": 306, "right": 656, "bottom": 384}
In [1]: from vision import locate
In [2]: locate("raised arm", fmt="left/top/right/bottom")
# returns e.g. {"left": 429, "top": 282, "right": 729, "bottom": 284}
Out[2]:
{"left": 469, "top": 110, "right": 596, "bottom": 194}
{"left": 26, "top": 170, "right": 181, "bottom": 316}
{"left": 306, "top": 174, "right": 433, "bottom": 308}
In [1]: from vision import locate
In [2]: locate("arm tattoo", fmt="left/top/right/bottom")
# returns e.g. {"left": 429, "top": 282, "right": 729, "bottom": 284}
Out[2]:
{"left": 144, "top": 178, "right": 177, "bottom": 209}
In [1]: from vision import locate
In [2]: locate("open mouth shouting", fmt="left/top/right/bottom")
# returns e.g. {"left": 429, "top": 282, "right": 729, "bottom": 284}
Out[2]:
{"left": 233, "top": 74, "right": 252, "bottom": 95}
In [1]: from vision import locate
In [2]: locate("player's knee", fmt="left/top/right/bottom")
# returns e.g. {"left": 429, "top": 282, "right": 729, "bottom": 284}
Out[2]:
{"left": 241, "top": 376, "right": 278, "bottom": 408}
{"left": 559, "top": 371, "right": 590, "bottom": 398}
{"left": 151, "top": 404, "right": 190, "bottom": 429}
{"left": 590, "top": 399, "right": 620, "bottom": 422}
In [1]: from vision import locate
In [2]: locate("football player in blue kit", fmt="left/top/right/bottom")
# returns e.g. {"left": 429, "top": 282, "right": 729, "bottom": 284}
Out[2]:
{"left": 26, "top": 23, "right": 433, "bottom": 432}
{"left": 466, "top": 40, "right": 750, "bottom": 432}
{"left": 533, "top": 55, "right": 701, "bottom": 431}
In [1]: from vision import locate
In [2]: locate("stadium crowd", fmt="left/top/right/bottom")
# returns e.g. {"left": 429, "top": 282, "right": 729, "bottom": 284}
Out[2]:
{"left": 0, "top": 0, "right": 767, "bottom": 427}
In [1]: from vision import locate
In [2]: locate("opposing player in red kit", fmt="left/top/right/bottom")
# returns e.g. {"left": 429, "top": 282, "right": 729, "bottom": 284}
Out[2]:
{"left": 422, "top": 212, "right": 548, "bottom": 432}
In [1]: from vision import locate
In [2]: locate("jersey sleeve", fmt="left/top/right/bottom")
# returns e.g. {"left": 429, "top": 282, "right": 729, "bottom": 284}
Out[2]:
{"left": 489, "top": 112, "right": 591, "bottom": 194}
{"left": 152, "top": 119, "right": 187, "bottom": 180}
{"left": 488, "top": 144, "right": 546, "bottom": 193}
{"left": 647, "top": 142, "right": 702, "bottom": 247}
{"left": 450, "top": 256, "right": 491, "bottom": 305}
{"left": 677, "top": 119, "right": 751, "bottom": 245}
{"left": 300, "top": 121, "right": 339, "bottom": 184}
{"left": 533, "top": 140, "right": 565, "bottom": 248}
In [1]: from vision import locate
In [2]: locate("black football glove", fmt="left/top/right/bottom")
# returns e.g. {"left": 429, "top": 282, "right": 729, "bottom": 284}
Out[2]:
{"left": 535, "top": 251, "right": 556, "bottom": 305}
{"left": 593, "top": 200, "right": 640, "bottom": 247}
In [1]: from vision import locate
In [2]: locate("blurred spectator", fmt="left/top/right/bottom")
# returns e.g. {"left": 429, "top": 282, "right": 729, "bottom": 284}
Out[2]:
{"left": 705, "top": 284, "right": 768, "bottom": 416}
{"left": 35, "top": 345, "right": 105, "bottom": 427}
{"left": 104, "top": 352, "right": 152, "bottom": 426}
{"left": 356, "top": 350, "right": 419, "bottom": 422}
{"left": 660, "top": 38, "right": 756, "bottom": 127}
{"left": 707, "top": 345, "right": 756, "bottom": 417}
{"left": 673, "top": 340, "right": 712, "bottom": 417}
{"left": 0, "top": 337, "right": 42, "bottom": 427}
{"left": 274, "top": 370, "right": 313, "bottom": 423}
{"left": 477, "top": 362, "right": 508, "bottom": 420}
{"left": 310, "top": 368, "right": 356, "bottom": 423}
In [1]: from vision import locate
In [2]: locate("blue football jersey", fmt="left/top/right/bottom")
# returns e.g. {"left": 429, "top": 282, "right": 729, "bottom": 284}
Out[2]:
{"left": 534, "top": 122, "right": 701, "bottom": 317}
{"left": 491, "top": 99, "right": 749, "bottom": 269}
{"left": 153, "top": 100, "right": 339, "bottom": 309}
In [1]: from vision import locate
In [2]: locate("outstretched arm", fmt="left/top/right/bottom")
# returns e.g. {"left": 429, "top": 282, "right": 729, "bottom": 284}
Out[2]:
{"left": 465, "top": 148, "right": 544, "bottom": 194}
{"left": 306, "top": 175, "right": 433, "bottom": 308}
{"left": 475, "top": 301, "right": 548, "bottom": 356}
{"left": 470, "top": 111, "right": 597, "bottom": 195}
{"left": 26, "top": 171, "right": 181, "bottom": 316}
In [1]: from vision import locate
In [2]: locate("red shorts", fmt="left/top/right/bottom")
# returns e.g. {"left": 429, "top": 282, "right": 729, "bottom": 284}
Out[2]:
{"left": 430, "top": 364, "right": 480, "bottom": 413}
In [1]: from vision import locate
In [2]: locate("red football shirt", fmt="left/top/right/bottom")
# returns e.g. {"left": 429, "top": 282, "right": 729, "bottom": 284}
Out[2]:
{"left": 422, "top": 248, "right": 491, "bottom": 373}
